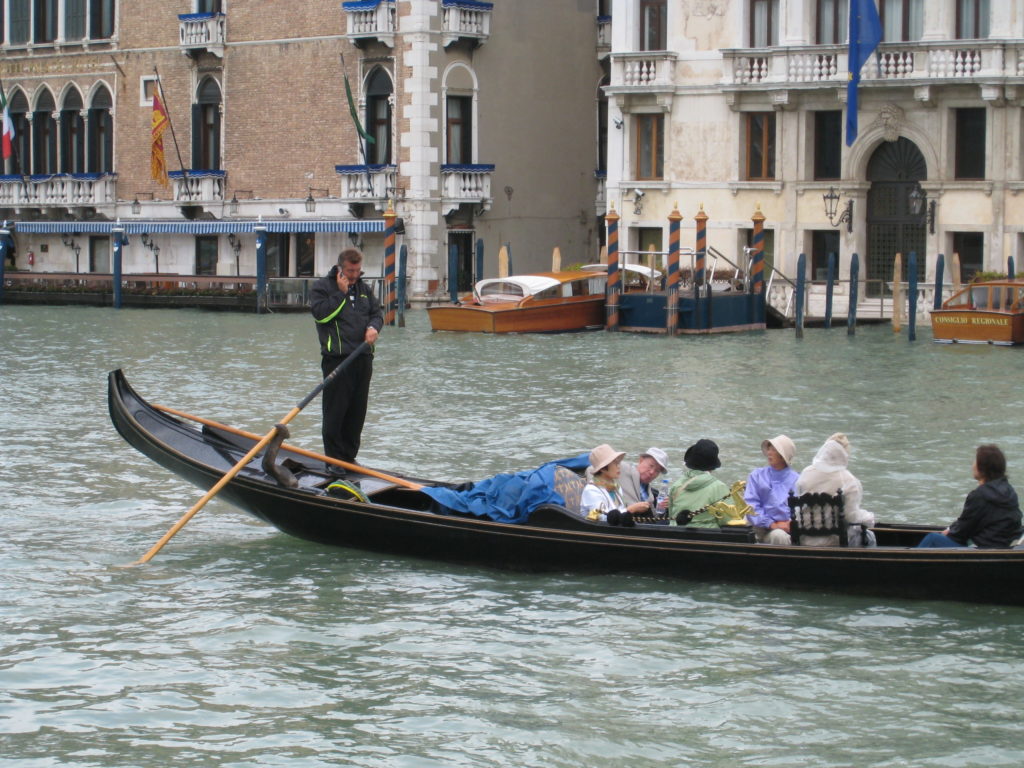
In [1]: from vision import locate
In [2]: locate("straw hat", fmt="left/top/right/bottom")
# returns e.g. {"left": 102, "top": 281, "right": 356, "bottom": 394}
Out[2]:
{"left": 761, "top": 435, "right": 796, "bottom": 466}
{"left": 641, "top": 447, "right": 669, "bottom": 474}
{"left": 589, "top": 444, "right": 626, "bottom": 474}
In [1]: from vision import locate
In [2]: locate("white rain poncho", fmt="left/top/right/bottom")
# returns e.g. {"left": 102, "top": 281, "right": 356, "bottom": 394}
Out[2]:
{"left": 796, "top": 434, "right": 875, "bottom": 529}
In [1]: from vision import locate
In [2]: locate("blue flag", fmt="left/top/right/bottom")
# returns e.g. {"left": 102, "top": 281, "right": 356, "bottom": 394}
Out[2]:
{"left": 846, "top": 0, "right": 882, "bottom": 146}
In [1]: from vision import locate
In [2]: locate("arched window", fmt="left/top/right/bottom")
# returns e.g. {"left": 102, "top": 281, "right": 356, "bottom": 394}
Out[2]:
{"left": 364, "top": 67, "right": 392, "bottom": 165}
{"left": 443, "top": 65, "right": 475, "bottom": 165}
{"left": 32, "top": 88, "right": 57, "bottom": 174}
{"left": 192, "top": 77, "right": 221, "bottom": 170}
{"left": 87, "top": 85, "right": 113, "bottom": 173}
{"left": 60, "top": 89, "right": 86, "bottom": 173}
{"left": 8, "top": 90, "right": 31, "bottom": 172}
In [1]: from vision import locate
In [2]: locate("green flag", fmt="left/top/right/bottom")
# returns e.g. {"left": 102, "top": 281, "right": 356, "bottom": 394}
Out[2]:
{"left": 344, "top": 71, "right": 375, "bottom": 145}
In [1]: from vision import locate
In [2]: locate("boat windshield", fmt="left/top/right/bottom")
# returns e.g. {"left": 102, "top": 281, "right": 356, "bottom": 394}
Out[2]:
{"left": 475, "top": 276, "right": 561, "bottom": 304}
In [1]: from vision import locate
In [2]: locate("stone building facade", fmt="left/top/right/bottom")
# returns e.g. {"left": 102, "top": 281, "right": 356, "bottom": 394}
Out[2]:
{"left": 604, "top": 0, "right": 1024, "bottom": 290}
{"left": 0, "top": 1, "right": 605, "bottom": 298}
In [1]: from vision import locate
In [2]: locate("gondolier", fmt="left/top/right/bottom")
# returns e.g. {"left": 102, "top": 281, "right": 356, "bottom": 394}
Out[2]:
{"left": 311, "top": 248, "right": 383, "bottom": 464}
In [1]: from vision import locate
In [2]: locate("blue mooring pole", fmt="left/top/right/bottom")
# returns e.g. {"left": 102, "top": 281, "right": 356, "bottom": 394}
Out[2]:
{"left": 397, "top": 244, "right": 407, "bottom": 327}
{"left": 1009, "top": 256, "right": 1016, "bottom": 278}
{"left": 448, "top": 243, "right": 460, "bottom": 303}
{"left": 847, "top": 253, "right": 859, "bottom": 335}
{"left": 795, "top": 252, "right": 806, "bottom": 339}
{"left": 474, "top": 238, "right": 484, "bottom": 285}
{"left": 0, "top": 226, "right": 7, "bottom": 306}
{"left": 255, "top": 225, "right": 267, "bottom": 314}
{"left": 933, "top": 254, "right": 945, "bottom": 311}
{"left": 112, "top": 226, "right": 124, "bottom": 309}
{"left": 908, "top": 251, "right": 918, "bottom": 342}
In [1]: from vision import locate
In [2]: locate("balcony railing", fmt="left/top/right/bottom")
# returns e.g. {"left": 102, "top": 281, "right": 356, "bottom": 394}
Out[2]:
{"left": 723, "top": 40, "right": 1024, "bottom": 88}
{"left": 441, "top": 164, "right": 493, "bottom": 216}
{"left": 335, "top": 164, "right": 397, "bottom": 209}
{"left": 178, "top": 12, "right": 225, "bottom": 57}
{"left": 0, "top": 173, "right": 117, "bottom": 207}
{"left": 442, "top": 0, "right": 492, "bottom": 47}
{"left": 343, "top": 0, "right": 396, "bottom": 47}
{"left": 169, "top": 170, "right": 225, "bottom": 205}
{"left": 611, "top": 51, "right": 678, "bottom": 88}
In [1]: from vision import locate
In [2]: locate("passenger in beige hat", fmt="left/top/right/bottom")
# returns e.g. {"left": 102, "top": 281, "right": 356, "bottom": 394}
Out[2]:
{"left": 743, "top": 435, "right": 799, "bottom": 545}
{"left": 579, "top": 444, "right": 652, "bottom": 524}
{"left": 619, "top": 447, "right": 669, "bottom": 513}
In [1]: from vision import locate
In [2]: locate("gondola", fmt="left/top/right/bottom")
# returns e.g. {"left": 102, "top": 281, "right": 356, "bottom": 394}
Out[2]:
{"left": 108, "top": 369, "right": 1024, "bottom": 606}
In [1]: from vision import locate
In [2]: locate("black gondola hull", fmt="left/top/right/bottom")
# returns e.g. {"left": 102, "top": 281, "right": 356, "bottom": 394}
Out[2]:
{"left": 108, "top": 370, "right": 1024, "bottom": 605}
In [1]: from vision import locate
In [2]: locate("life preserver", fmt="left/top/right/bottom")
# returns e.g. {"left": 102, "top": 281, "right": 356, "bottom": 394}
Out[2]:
{"left": 27, "top": 251, "right": 34, "bottom": 266}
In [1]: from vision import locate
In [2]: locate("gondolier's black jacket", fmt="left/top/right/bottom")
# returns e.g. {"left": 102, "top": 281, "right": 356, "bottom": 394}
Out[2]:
{"left": 311, "top": 266, "right": 384, "bottom": 359}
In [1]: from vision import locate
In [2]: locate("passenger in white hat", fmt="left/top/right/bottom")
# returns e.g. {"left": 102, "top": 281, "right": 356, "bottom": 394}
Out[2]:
{"left": 619, "top": 447, "right": 669, "bottom": 513}
{"left": 580, "top": 444, "right": 653, "bottom": 525}
{"left": 743, "top": 434, "right": 799, "bottom": 545}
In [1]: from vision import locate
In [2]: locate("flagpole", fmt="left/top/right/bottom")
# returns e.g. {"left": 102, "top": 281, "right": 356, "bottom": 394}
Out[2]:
{"left": 339, "top": 52, "right": 375, "bottom": 197}
{"left": 0, "top": 77, "right": 27, "bottom": 178}
{"left": 153, "top": 67, "right": 192, "bottom": 200}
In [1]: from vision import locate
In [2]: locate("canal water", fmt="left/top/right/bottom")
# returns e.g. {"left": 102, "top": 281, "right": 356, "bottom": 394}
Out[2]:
{"left": 1, "top": 304, "right": 1023, "bottom": 767}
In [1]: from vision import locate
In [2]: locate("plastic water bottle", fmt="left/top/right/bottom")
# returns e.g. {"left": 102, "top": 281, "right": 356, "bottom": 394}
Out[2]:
{"left": 656, "top": 478, "right": 670, "bottom": 516}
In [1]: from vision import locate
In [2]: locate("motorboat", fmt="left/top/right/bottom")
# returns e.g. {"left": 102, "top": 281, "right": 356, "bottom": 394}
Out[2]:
{"left": 931, "top": 278, "right": 1024, "bottom": 345}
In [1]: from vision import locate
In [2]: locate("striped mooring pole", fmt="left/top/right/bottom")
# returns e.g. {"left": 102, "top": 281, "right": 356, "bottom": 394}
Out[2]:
{"left": 694, "top": 204, "right": 708, "bottom": 330}
{"left": 383, "top": 202, "right": 397, "bottom": 326}
{"left": 750, "top": 205, "right": 765, "bottom": 295}
{"left": 605, "top": 205, "right": 620, "bottom": 331}
{"left": 665, "top": 204, "right": 682, "bottom": 335}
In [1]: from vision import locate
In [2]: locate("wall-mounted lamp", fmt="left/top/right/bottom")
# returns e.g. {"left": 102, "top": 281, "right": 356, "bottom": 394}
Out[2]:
{"left": 228, "top": 193, "right": 239, "bottom": 216}
{"left": 633, "top": 187, "right": 645, "bottom": 216}
{"left": 131, "top": 197, "right": 141, "bottom": 215}
{"left": 823, "top": 186, "right": 853, "bottom": 233}
{"left": 909, "top": 185, "right": 936, "bottom": 235}
{"left": 228, "top": 232, "right": 242, "bottom": 275}
{"left": 61, "top": 234, "right": 82, "bottom": 272}
{"left": 140, "top": 233, "right": 161, "bottom": 273}
{"left": 305, "top": 186, "right": 330, "bottom": 213}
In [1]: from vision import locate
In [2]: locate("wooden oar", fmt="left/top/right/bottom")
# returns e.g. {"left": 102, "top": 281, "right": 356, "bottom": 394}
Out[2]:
{"left": 133, "top": 342, "right": 371, "bottom": 565}
{"left": 151, "top": 405, "right": 423, "bottom": 491}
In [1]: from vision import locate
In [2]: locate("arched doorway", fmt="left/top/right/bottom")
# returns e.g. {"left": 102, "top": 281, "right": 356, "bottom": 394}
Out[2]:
{"left": 866, "top": 137, "right": 927, "bottom": 293}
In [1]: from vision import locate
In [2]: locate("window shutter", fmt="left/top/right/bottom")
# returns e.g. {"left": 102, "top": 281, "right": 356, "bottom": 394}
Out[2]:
{"left": 10, "top": 0, "right": 30, "bottom": 44}
{"left": 66, "top": 0, "right": 86, "bottom": 40}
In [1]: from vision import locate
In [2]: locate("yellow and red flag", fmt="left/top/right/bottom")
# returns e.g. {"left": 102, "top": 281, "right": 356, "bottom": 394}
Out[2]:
{"left": 151, "top": 89, "right": 170, "bottom": 187}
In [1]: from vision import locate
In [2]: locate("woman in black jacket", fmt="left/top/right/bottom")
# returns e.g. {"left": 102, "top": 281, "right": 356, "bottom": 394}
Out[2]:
{"left": 918, "top": 444, "right": 1023, "bottom": 548}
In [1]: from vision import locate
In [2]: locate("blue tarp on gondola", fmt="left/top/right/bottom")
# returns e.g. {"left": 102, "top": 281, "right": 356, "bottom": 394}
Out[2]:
{"left": 421, "top": 453, "right": 590, "bottom": 524}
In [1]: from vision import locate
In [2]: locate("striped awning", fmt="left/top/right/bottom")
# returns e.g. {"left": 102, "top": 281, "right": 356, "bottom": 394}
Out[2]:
{"left": 442, "top": 0, "right": 493, "bottom": 9}
{"left": 342, "top": 0, "right": 382, "bottom": 10}
{"left": 13, "top": 219, "right": 387, "bottom": 234}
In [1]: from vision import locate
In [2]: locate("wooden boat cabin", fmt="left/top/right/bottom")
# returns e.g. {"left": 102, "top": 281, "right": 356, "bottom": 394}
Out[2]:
{"left": 426, "top": 270, "right": 609, "bottom": 333}
{"left": 931, "top": 278, "right": 1024, "bottom": 345}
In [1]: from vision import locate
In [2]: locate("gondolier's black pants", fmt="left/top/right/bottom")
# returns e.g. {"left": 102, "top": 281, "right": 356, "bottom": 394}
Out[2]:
{"left": 321, "top": 353, "right": 373, "bottom": 463}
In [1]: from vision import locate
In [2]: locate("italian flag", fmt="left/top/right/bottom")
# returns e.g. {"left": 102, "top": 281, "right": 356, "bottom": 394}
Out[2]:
{"left": 0, "top": 90, "right": 12, "bottom": 160}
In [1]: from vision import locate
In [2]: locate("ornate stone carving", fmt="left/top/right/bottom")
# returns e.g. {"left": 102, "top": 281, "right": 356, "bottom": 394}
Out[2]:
{"left": 871, "top": 104, "right": 905, "bottom": 142}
